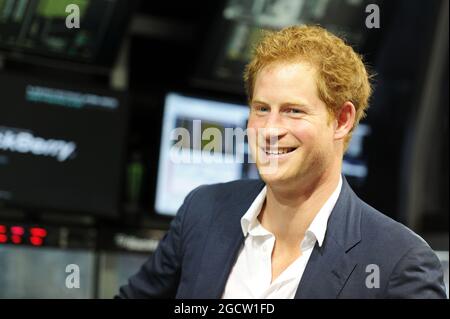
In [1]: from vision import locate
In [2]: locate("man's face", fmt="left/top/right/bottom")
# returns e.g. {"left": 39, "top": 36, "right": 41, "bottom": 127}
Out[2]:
{"left": 247, "top": 61, "right": 337, "bottom": 186}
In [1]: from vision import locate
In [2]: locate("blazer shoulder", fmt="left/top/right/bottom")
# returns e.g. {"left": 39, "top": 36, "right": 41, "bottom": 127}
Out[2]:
{"left": 357, "top": 198, "right": 432, "bottom": 253}
{"left": 355, "top": 200, "right": 447, "bottom": 298}
{"left": 178, "top": 179, "right": 264, "bottom": 227}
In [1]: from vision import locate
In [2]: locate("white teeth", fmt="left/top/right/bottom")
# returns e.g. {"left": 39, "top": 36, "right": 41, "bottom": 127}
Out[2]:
{"left": 265, "top": 148, "right": 294, "bottom": 155}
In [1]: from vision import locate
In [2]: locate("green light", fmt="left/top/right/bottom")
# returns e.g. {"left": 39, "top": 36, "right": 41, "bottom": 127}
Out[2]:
{"left": 37, "top": 0, "right": 89, "bottom": 18}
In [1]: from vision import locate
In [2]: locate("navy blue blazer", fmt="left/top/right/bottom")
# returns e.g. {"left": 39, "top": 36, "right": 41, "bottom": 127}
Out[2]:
{"left": 118, "top": 177, "right": 447, "bottom": 298}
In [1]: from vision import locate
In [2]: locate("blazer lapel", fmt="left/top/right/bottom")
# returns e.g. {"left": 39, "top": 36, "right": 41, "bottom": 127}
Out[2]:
{"left": 192, "top": 180, "right": 265, "bottom": 298}
{"left": 295, "top": 176, "right": 362, "bottom": 299}
{"left": 294, "top": 239, "right": 358, "bottom": 298}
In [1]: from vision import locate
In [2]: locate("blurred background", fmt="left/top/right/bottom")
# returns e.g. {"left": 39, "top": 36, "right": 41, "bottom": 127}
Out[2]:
{"left": 0, "top": 0, "right": 448, "bottom": 298}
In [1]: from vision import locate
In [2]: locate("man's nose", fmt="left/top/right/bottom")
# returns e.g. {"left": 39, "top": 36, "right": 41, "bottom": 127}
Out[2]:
{"left": 262, "top": 112, "right": 288, "bottom": 143}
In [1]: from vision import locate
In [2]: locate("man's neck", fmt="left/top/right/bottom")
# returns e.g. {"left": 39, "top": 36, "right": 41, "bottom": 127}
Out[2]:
{"left": 258, "top": 170, "right": 341, "bottom": 247}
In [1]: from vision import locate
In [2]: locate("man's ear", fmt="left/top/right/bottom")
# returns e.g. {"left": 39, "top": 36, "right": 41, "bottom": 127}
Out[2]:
{"left": 334, "top": 101, "right": 356, "bottom": 141}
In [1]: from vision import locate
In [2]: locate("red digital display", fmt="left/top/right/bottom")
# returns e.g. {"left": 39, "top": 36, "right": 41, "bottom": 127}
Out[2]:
{"left": 0, "top": 225, "right": 48, "bottom": 246}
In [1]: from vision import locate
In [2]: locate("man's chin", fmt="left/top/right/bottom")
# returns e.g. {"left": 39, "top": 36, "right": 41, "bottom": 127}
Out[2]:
{"left": 258, "top": 169, "right": 292, "bottom": 185}
{"left": 256, "top": 157, "right": 298, "bottom": 180}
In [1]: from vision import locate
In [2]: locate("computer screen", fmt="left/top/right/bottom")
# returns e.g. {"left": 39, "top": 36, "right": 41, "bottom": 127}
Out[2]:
{"left": 154, "top": 92, "right": 371, "bottom": 217}
{"left": 154, "top": 92, "right": 258, "bottom": 217}
{"left": 195, "top": 0, "right": 383, "bottom": 93}
{"left": 0, "top": 0, "right": 135, "bottom": 68}
{"left": 0, "top": 71, "right": 128, "bottom": 217}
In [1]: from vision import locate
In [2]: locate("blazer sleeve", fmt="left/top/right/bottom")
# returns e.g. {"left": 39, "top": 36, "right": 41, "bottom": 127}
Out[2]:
{"left": 384, "top": 243, "right": 447, "bottom": 299}
{"left": 116, "top": 186, "right": 202, "bottom": 299}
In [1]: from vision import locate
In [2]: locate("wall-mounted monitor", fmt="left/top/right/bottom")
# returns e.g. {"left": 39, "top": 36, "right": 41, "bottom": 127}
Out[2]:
{"left": 154, "top": 92, "right": 258, "bottom": 217}
{"left": 0, "top": 0, "right": 136, "bottom": 70}
{"left": 0, "top": 71, "right": 128, "bottom": 217}
{"left": 194, "top": 0, "right": 383, "bottom": 93}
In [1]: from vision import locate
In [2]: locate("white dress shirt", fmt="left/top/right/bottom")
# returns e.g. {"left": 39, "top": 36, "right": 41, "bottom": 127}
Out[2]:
{"left": 222, "top": 176, "right": 343, "bottom": 299}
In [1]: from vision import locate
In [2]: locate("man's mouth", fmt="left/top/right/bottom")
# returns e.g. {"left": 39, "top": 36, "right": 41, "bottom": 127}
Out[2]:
{"left": 262, "top": 147, "right": 297, "bottom": 156}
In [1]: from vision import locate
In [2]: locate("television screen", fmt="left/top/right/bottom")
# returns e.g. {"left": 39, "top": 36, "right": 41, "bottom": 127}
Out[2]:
{"left": 195, "top": 0, "right": 383, "bottom": 93}
{"left": 0, "top": 0, "right": 135, "bottom": 68}
{"left": 0, "top": 71, "right": 128, "bottom": 217}
{"left": 154, "top": 92, "right": 258, "bottom": 217}
{"left": 154, "top": 92, "right": 371, "bottom": 217}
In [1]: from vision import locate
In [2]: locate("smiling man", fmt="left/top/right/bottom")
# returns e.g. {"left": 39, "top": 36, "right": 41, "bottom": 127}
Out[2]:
{"left": 118, "top": 25, "right": 447, "bottom": 299}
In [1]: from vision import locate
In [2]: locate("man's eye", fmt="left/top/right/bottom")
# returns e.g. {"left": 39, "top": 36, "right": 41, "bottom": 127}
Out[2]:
{"left": 254, "top": 106, "right": 269, "bottom": 113}
{"left": 286, "top": 108, "right": 302, "bottom": 114}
